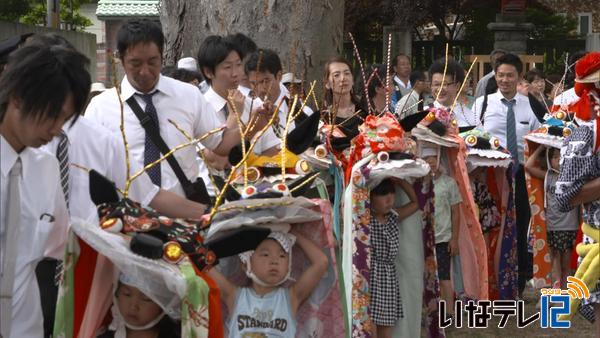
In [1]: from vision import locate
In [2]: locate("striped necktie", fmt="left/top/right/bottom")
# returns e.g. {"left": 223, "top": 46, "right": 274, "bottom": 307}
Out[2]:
{"left": 502, "top": 98, "right": 519, "bottom": 164}
{"left": 138, "top": 92, "right": 161, "bottom": 186}
{"left": 56, "top": 132, "right": 69, "bottom": 208}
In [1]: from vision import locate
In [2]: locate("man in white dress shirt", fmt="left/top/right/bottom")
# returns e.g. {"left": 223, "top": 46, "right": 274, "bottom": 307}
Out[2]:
{"left": 0, "top": 44, "right": 89, "bottom": 338}
{"left": 428, "top": 58, "right": 477, "bottom": 130}
{"left": 86, "top": 20, "right": 265, "bottom": 201}
{"left": 245, "top": 49, "right": 315, "bottom": 133}
{"left": 197, "top": 35, "right": 280, "bottom": 173}
{"left": 473, "top": 53, "right": 541, "bottom": 298}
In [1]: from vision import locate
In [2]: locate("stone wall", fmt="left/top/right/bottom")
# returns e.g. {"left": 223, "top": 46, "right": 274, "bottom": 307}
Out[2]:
{"left": 0, "top": 21, "right": 97, "bottom": 81}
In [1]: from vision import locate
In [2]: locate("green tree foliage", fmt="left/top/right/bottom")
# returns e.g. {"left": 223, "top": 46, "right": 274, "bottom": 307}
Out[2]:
{"left": 0, "top": 0, "right": 33, "bottom": 21}
{"left": 525, "top": 8, "right": 578, "bottom": 39}
{"left": 3, "top": 0, "right": 92, "bottom": 31}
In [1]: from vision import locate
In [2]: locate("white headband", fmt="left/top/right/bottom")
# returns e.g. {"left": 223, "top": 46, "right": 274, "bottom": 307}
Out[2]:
{"left": 238, "top": 231, "right": 297, "bottom": 287}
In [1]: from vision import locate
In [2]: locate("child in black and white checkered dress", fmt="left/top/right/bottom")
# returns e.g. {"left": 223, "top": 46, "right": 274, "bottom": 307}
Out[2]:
{"left": 525, "top": 145, "right": 579, "bottom": 290}
{"left": 369, "top": 178, "right": 419, "bottom": 338}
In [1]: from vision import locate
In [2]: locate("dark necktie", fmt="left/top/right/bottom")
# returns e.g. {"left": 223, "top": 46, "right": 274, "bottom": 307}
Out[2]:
{"left": 56, "top": 132, "right": 69, "bottom": 208}
{"left": 138, "top": 92, "right": 161, "bottom": 186}
{"left": 502, "top": 98, "right": 519, "bottom": 165}
{"left": 223, "top": 103, "right": 229, "bottom": 119}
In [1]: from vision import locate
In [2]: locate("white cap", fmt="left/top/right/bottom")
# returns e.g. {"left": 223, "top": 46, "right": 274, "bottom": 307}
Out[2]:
{"left": 177, "top": 57, "right": 198, "bottom": 71}
{"left": 90, "top": 82, "right": 106, "bottom": 93}
{"left": 281, "top": 72, "right": 302, "bottom": 84}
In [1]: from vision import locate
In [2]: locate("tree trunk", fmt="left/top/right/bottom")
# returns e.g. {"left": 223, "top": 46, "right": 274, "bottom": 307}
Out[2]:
{"left": 159, "top": 0, "right": 345, "bottom": 90}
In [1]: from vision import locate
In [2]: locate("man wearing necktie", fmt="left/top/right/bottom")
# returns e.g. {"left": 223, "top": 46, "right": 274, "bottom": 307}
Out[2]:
{"left": 0, "top": 43, "right": 88, "bottom": 338}
{"left": 474, "top": 53, "right": 542, "bottom": 299}
{"left": 86, "top": 20, "right": 273, "bottom": 202}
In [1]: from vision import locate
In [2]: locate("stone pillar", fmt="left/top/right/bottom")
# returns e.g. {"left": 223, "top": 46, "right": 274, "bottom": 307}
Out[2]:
{"left": 383, "top": 25, "right": 412, "bottom": 59}
{"left": 487, "top": 14, "right": 533, "bottom": 54}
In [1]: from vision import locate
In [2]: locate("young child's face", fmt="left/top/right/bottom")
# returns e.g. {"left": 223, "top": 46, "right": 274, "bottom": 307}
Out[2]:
{"left": 249, "top": 239, "right": 290, "bottom": 285}
{"left": 549, "top": 149, "right": 560, "bottom": 171}
{"left": 116, "top": 283, "right": 163, "bottom": 327}
{"left": 423, "top": 155, "right": 439, "bottom": 174}
{"left": 370, "top": 192, "right": 395, "bottom": 216}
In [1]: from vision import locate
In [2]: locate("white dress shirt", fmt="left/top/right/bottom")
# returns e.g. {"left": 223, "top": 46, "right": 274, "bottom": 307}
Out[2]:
{"left": 473, "top": 91, "right": 541, "bottom": 163}
{"left": 86, "top": 75, "right": 220, "bottom": 197}
{"left": 0, "top": 136, "right": 69, "bottom": 338}
{"left": 42, "top": 117, "right": 159, "bottom": 223}
{"left": 203, "top": 86, "right": 281, "bottom": 153}
{"left": 433, "top": 100, "right": 479, "bottom": 128}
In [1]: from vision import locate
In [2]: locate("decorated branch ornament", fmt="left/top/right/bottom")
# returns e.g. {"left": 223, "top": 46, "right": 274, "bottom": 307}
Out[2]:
{"left": 460, "top": 129, "right": 512, "bottom": 169}
{"left": 346, "top": 112, "right": 429, "bottom": 186}
{"left": 524, "top": 115, "right": 577, "bottom": 150}
{"left": 238, "top": 231, "right": 297, "bottom": 287}
{"left": 411, "top": 106, "right": 460, "bottom": 148}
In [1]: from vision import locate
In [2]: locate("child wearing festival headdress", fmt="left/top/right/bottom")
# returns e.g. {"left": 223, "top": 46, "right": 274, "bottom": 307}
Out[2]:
{"left": 421, "top": 143, "right": 463, "bottom": 318}
{"left": 208, "top": 229, "right": 328, "bottom": 337}
{"left": 369, "top": 178, "right": 419, "bottom": 338}
{"left": 97, "top": 273, "right": 181, "bottom": 338}
{"left": 525, "top": 145, "right": 579, "bottom": 289}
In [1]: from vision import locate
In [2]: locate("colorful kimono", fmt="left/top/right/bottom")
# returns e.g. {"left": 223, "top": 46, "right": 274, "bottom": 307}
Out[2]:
{"left": 342, "top": 113, "right": 430, "bottom": 337}
{"left": 524, "top": 116, "right": 578, "bottom": 289}
{"left": 461, "top": 129, "right": 518, "bottom": 300}
{"left": 413, "top": 109, "right": 489, "bottom": 302}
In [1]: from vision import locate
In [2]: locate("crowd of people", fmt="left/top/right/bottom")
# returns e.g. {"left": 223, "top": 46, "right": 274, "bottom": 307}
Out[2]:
{"left": 0, "top": 18, "right": 598, "bottom": 338}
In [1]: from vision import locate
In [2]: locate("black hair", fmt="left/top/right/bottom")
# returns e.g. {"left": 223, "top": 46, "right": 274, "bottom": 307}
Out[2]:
{"left": 371, "top": 178, "right": 396, "bottom": 196}
{"left": 494, "top": 53, "right": 523, "bottom": 74}
{"left": 428, "top": 58, "right": 465, "bottom": 84}
{"left": 394, "top": 53, "right": 410, "bottom": 66}
{"left": 117, "top": 19, "right": 164, "bottom": 59}
{"left": 26, "top": 33, "right": 76, "bottom": 50}
{"left": 170, "top": 68, "right": 204, "bottom": 83}
{"left": 365, "top": 63, "right": 388, "bottom": 100}
{"left": 197, "top": 35, "right": 242, "bottom": 84}
{"left": 525, "top": 68, "right": 545, "bottom": 83}
{"left": 113, "top": 282, "right": 181, "bottom": 338}
{"left": 0, "top": 44, "right": 91, "bottom": 124}
{"left": 321, "top": 56, "right": 361, "bottom": 109}
{"left": 409, "top": 70, "right": 427, "bottom": 85}
{"left": 227, "top": 33, "right": 257, "bottom": 59}
{"left": 160, "top": 65, "right": 177, "bottom": 77}
{"left": 245, "top": 49, "right": 282, "bottom": 76}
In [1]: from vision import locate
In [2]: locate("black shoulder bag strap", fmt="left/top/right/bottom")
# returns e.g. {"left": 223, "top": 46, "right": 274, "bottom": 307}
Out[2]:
{"left": 126, "top": 96, "right": 210, "bottom": 204}
{"left": 479, "top": 93, "right": 489, "bottom": 125}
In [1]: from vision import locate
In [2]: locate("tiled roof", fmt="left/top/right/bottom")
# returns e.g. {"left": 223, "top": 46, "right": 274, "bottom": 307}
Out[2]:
{"left": 96, "top": 0, "right": 159, "bottom": 18}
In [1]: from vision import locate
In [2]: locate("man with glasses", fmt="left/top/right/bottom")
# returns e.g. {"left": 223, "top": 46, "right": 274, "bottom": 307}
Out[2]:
{"left": 428, "top": 58, "right": 477, "bottom": 129}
